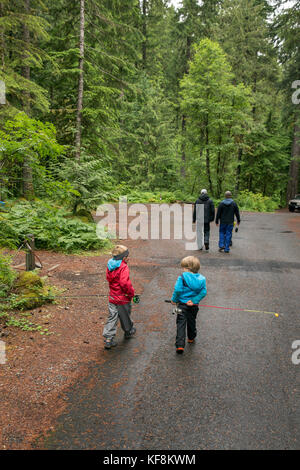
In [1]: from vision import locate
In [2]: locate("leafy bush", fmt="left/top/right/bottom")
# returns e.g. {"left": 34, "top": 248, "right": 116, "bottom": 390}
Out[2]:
{"left": 0, "top": 258, "right": 60, "bottom": 339}
{"left": 0, "top": 112, "right": 65, "bottom": 199}
{"left": 0, "top": 200, "right": 112, "bottom": 253}
{"left": 104, "top": 187, "right": 196, "bottom": 204}
{"left": 236, "top": 190, "right": 279, "bottom": 212}
{"left": 103, "top": 188, "right": 279, "bottom": 212}
{"left": 0, "top": 256, "right": 58, "bottom": 334}
{"left": 58, "top": 155, "right": 112, "bottom": 212}
{"left": 0, "top": 252, "right": 17, "bottom": 298}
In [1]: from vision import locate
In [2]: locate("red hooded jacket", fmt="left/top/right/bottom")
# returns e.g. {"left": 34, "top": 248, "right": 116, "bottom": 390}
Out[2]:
{"left": 106, "top": 259, "right": 134, "bottom": 305}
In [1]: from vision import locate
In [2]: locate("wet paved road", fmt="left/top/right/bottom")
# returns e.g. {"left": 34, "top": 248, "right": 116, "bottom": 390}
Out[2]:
{"left": 42, "top": 211, "right": 300, "bottom": 450}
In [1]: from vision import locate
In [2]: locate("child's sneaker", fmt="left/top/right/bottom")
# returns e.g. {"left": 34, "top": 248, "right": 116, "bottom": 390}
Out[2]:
{"left": 124, "top": 326, "right": 136, "bottom": 339}
{"left": 187, "top": 339, "right": 195, "bottom": 344}
{"left": 176, "top": 347, "right": 184, "bottom": 354}
{"left": 104, "top": 338, "right": 117, "bottom": 349}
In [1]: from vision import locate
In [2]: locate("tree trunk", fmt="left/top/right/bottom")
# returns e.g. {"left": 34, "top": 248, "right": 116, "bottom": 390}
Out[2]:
{"left": 248, "top": 173, "right": 253, "bottom": 192}
{"left": 75, "top": 0, "right": 85, "bottom": 161}
{"left": 22, "top": 0, "right": 34, "bottom": 199}
{"left": 252, "top": 71, "right": 257, "bottom": 117}
{"left": 205, "top": 121, "right": 213, "bottom": 195}
{"left": 235, "top": 147, "right": 243, "bottom": 193}
{"left": 22, "top": 0, "right": 31, "bottom": 113}
{"left": 0, "top": 2, "right": 5, "bottom": 69}
{"left": 180, "top": 36, "right": 192, "bottom": 179}
{"left": 142, "top": 0, "right": 147, "bottom": 69}
{"left": 185, "top": 36, "right": 191, "bottom": 73}
{"left": 216, "top": 128, "right": 222, "bottom": 197}
{"left": 286, "top": 124, "right": 300, "bottom": 202}
{"left": 181, "top": 115, "right": 186, "bottom": 178}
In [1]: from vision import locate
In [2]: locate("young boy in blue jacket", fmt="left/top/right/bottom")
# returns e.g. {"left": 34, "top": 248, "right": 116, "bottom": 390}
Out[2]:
{"left": 171, "top": 256, "right": 207, "bottom": 354}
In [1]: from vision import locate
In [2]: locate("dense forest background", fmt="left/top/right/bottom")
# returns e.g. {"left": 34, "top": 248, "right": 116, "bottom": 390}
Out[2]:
{"left": 0, "top": 0, "right": 299, "bottom": 212}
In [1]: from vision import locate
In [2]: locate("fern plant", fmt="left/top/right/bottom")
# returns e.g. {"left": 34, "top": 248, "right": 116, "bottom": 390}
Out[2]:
{"left": 0, "top": 200, "right": 112, "bottom": 253}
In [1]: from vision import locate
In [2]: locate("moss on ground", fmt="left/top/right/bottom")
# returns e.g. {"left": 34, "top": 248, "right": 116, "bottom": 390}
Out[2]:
{"left": 11, "top": 271, "right": 58, "bottom": 310}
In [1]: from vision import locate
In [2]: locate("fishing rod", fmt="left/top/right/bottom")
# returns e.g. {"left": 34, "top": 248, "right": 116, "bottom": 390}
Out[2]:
{"left": 57, "top": 293, "right": 141, "bottom": 304}
{"left": 164, "top": 300, "right": 279, "bottom": 317}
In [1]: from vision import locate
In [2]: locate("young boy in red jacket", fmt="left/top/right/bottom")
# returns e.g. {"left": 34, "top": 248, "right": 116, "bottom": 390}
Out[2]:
{"left": 103, "top": 245, "right": 136, "bottom": 349}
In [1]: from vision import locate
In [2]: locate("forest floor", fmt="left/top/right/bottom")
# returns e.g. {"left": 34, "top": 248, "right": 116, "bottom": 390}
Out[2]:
{"left": 0, "top": 207, "right": 299, "bottom": 449}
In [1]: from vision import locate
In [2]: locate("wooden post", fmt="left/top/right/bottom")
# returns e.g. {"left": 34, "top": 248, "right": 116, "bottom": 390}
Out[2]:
{"left": 25, "top": 234, "right": 35, "bottom": 271}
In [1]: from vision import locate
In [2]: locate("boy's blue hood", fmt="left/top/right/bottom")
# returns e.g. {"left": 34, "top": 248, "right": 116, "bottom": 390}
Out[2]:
{"left": 222, "top": 198, "right": 233, "bottom": 205}
{"left": 182, "top": 272, "right": 204, "bottom": 292}
{"left": 107, "top": 258, "right": 122, "bottom": 271}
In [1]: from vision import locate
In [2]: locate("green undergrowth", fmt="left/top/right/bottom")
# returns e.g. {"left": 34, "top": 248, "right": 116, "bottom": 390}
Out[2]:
{"left": 0, "top": 199, "right": 113, "bottom": 253}
{"left": 104, "top": 188, "right": 279, "bottom": 212}
{"left": 0, "top": 254, "right": 60, "bottom": 334}
{"left": 235, "top": 190, "right": 279, "bottom": 212}
{"left": 106, "top": 188, "right": 196, "bottom": 204}
{"left": 213, "top": 190, "right": 280, "bottom": 212}
{"left": 0, "top": 311, "right": 51, "bottom": 335}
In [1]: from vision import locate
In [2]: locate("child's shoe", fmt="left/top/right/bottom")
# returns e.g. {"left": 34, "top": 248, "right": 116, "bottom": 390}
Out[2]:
{"left": 104, "top": 338, "right": 117, "bottom": 349}
{"left": 176, "top": 347, "right": 184, "bottom": 354}
{"left": 124, "top": 326, "right": 136, "bottom": 339}
{"left": 187, "top": 339, "right": 195, "bottom": 344}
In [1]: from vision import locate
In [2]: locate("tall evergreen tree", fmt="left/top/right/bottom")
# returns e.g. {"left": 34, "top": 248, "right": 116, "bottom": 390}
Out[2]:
{"left": 180, "top": 39, "right": 252, "bottom": 197}
{"left": 0, "top": 0, "right": 50, "bottom": 114}
{"left": 216, "top": 0, "right": 288, "bottom": 197}
{"left": 0, "top": 0, "right": 51, "bottom": 198}
{"left": 274, "top": 0, "right": 300, "bottom": 201}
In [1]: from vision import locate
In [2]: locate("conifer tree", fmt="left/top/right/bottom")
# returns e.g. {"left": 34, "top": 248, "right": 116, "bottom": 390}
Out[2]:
{"left": 216, "top": 0, "right": 287, "bottom": 196}
{"left": 275, "top": 0, "right": 300, "bottom": 201}
{"left": 0, "top": 0, "right": 50, "bottom": 114}
{"left": 180, "top": 39, "right": 252, "bottom": 196}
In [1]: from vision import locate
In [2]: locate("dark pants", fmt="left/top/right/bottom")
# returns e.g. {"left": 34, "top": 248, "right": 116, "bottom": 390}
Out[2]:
{"left": 204, "top": 222, "right": 210, "bottom": 245}
{"left": 176, "top": 303, "right": 199, "bottom": 348}
{"left": 196, "top": 222, "right": 210, "bottom": 249}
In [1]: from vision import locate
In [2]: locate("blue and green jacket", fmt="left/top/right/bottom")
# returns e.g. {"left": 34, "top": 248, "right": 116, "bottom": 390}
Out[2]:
{"left": 171, "top": 272, "right": 207, "bottom": 305}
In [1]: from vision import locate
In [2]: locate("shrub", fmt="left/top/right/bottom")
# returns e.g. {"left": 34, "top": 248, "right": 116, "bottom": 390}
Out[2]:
{"left": 0, "top": 252, "right": 17, "bottom": 298}
{"left": 236, "top": 190, "right": 279, "bottom": 212}
{"left": 104, "top": 188, "right": 195, "bottom": 204}
{"left": 0, "top": 200, "right": 112, "bottom": 253}
{"left": 10, "top": 270, "right": 58, "bottom": 310}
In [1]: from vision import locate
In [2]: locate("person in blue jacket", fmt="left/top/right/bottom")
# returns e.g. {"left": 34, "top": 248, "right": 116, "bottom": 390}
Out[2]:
{"left": 171, "top": 256, "right": 207, "bottom": 354}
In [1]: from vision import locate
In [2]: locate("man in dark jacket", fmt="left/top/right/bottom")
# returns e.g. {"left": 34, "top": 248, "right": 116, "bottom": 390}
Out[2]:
{"left": 193, "top": 189, "right": 215, "bottom": 251}
{"left": 216, "top": 191, "right": 240, "bottom": 253}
